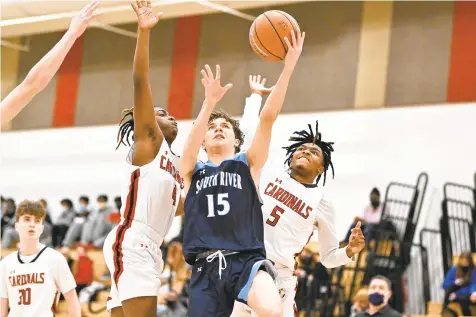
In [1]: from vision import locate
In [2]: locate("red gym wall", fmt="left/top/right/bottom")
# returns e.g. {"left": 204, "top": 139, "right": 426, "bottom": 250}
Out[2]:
{"left": 4, "top": 1, "right": 476, "bottom": 131}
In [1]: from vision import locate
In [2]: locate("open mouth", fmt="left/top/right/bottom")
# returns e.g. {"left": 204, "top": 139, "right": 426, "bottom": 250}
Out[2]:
{"left": 297, "top": 156, "right": 310, "bottom": 162}
{"left": 214, "top": 134, "right": 225, "bottom": 140}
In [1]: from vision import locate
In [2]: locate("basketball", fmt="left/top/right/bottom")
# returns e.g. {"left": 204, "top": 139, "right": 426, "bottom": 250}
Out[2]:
{"left": 249, "top": 10, "right": 301, "bottom": 62}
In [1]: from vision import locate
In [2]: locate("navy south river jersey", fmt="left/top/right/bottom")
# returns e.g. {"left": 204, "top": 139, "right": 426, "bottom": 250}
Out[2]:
{"left": 183, "top": 152, "right": 265, "bottom": 264}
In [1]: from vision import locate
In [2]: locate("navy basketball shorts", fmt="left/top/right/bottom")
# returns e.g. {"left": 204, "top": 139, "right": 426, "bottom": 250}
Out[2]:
{"left": 188, "top": 250, "right": 277, "bottom": 317}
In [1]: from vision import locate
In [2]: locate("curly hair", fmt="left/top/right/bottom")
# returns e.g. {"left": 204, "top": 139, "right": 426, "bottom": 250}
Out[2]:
{"left": 208, "top": 109, "right": 244, "bottom": 153}
{"left": 283, "top": 120, "right": 335, "bottom": 185}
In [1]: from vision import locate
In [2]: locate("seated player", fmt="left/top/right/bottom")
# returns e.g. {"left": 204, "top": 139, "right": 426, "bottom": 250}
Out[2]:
{"left": 0, "top": 200, "right": 80, "bottom": 317}
{"left": 232, "top": 88, "right": 366, "bottom": 317}
{"left": 179, "top": 30, "right": 306, "bottom": 317}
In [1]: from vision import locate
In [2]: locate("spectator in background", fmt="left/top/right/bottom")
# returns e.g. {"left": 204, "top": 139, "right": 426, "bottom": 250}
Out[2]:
{"left": 52, "top": 198, "right": 76, "bottom": 247}
{"left": 355, "top": 275, "right": 402, "bottom": 317}
{"left": 350, "top": 288, "right": 369, "bottom": 317}
{"left": 345, "top": 188, "right": 383, "bottom": 242}
{"left": 39, "top": 199, "right": 53, "bottom": 246}
{"left": 442, "top": 252, "right": 476, "bottom": 316}
{"left": 79, "top": 195, "right": 113, "bottom": 248}
{"left": 61, "top": 196, "right": 91, "bottom": 250}
{"left": 1, "top": 198, "right": 16, "bottom": 234}
{"left": 2, "top": 198, "right": 18, "bottom": 248}
{"left": 107, "top": 196, "right": 122, "bottom": 225}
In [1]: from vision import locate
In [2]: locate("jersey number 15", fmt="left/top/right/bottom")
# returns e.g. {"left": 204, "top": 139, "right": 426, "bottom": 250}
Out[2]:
{"left": 206, "top": 193, "right": 230, "bottom": 217}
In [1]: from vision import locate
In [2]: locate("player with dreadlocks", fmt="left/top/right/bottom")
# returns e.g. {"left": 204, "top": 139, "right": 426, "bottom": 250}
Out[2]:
{"left": 102, "top": 2, "right": 183, "bottom": 317}
{"left": 232, "top": 82, "right": 366, "bottom": 317}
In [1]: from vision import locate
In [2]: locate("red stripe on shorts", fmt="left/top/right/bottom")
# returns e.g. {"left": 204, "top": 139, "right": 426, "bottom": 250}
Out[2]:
{"left": 112, "top": 169, "right": 140, "bottom": 286}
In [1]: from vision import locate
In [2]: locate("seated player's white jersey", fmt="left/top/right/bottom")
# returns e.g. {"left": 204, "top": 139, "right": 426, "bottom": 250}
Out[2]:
{"left": 121, "top": 141, "right": 184, "bottom": 244}
{"left": 0, "top": 245, "right": 76, "bottom": 317}
{"left": 260, "top": 166, "right": 323, "bottom": 271}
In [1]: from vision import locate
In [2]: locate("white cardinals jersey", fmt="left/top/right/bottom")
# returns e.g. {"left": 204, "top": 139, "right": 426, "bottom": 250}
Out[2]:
{"left": 0, "top": 245, "right": 76, "bottom": 317}
{"left": 260, "top": 166, "right": 352, "bottom": 271}
{"left": 121, "top": 141, "right": 184, "bottom": 245}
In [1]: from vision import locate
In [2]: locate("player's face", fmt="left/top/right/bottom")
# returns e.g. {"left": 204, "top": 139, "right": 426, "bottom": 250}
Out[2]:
{"left": 15, "top": 214, "right": 44, "bottom": 241}
{"left": 204, "top": 118, "right": 237, "bottom": 153}
{"left": 155, "top": 108, "right": 178, "bottom": 143}
{"left": 290, "top": 143, "right": 324, "bottom": 177}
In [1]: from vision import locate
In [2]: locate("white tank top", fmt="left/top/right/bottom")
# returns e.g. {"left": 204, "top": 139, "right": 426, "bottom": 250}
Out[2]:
{"left": 260, "top": 166, "right": 323, "bottom": 271}
{"left": 120, "top": 141, "right": 184, "bottom": 245}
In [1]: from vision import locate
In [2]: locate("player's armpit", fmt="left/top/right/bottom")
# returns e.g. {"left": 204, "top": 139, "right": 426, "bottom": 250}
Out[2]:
{"left": 63, "top": 288, "right": 81, "bottom": 317}
{"left": 1, "top": 297, "right": 8, "bottom": 317}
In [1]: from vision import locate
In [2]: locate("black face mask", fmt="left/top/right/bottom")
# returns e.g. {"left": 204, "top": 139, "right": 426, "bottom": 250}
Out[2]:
{"left": 461, "top": 266, "right": 470, "bottom": 273}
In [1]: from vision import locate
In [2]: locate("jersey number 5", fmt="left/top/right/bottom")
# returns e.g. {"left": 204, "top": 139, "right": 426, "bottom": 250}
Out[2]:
{"left": 206, "top": 193, "right": 230, "bottom": 217}
{"left": 266, "top": 206, "right": 285, "bottom": 227}
{"left": 18, "top": 288, "right": 31, "bottom": 305}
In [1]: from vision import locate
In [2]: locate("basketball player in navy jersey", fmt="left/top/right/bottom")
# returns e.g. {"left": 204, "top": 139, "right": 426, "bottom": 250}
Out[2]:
{"left": 179, "top": 30, "right": 305, "bottom": 317}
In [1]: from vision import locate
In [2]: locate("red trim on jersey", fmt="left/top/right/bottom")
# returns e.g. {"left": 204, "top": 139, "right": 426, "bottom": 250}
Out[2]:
{"left": 293, "top": 232, "right": 314, "bottom": 274}
{"left": 112, "top": 169, "right": 140, "bottom": 286}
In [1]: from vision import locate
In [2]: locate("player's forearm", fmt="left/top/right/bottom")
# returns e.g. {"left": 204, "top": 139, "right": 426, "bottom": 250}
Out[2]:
{"left": 240, "top": 94, "right": 262, "bottom": 151}
{"left": 259, "top": 67, "right": 293, "bottom": 124}
{"left": 180, "top": 99, "right": 216, "bottom": 174}
{"left": 0, "top": 31, "right": 77, "bottom": 125}
{"left": 133, "top": 28, "right": 151, "bottom": 88}
{"left": 63, "top": 289, "right": 81, "bottom": 317}
{"left": 1, "top": 298, "right": 8, "bottom": 317}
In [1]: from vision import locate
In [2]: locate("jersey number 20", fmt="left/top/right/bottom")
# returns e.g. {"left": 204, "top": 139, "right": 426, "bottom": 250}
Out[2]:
{"left": 206, "top": 193, "right": 230, "bottom": 217}
{"left": 18, "top": 288, "right": 31, "bottom": 305}
{"left": 266, "top": 206, "right": 285, "bottom": 227}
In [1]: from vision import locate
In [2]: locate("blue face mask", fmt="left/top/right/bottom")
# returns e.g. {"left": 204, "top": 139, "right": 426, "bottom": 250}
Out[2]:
{"left": 368, "top": 293, "right": 385, "bottom": 306}
{"left": 78, "top": 205, "right": 86, "bottom": 212}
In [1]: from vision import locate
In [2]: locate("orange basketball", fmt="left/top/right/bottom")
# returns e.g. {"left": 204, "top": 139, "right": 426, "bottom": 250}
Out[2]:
{"left": 249, "top": 10, "right": 300, "bottom": 62}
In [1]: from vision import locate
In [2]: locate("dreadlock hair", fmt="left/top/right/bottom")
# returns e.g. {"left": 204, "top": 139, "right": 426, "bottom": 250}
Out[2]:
{"left": 283, "top": 120, "right": 335, "bottom": 185}
{"left": 116, "top": 107, "right": 134, "bottom": 150}
{"left": 208, "top": 109, "right": 244, "bottom": 154}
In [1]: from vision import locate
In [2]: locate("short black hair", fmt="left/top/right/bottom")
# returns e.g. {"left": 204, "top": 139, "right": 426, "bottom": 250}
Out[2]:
{"left": 370, "top": 275, "right": 392, "bottom": 290}
{"left": 60, "top": 199, "right": 73, "bottom": 208}
{"left": 79, "top": 196, "right": 89, "bottom": 204}
{"left": 283, "top": 120, "right": 335, "bottom": 185}
{"left": 208, "top": 110, "right": 244, "bottom": 154}
{"left": 371, "top": 188, "right": 380, "bottom": 195}
{"left": 97, "top": 195, "right": 108, "bottom": 202}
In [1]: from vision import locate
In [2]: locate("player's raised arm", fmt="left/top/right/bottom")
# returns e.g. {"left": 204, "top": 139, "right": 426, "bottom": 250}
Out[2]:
{"left": 130, "top": 0, "right": 164, "bottom": 152}
{"left": 246, "top": 30, "right": 305, "bottom": 174}
{"left": 240, "top": 75, "right": 273, "bottom": 151}
{"left": 179, "top": 65, "right": 232, "bottom": 191}
{"left": 0, "top": 1, "right": 99, "bottom": 126}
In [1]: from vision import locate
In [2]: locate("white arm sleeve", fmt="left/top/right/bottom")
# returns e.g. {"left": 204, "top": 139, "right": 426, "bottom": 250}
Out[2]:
{"left": 0, "top": 262, "right": 7, "bottom": 298}
{"left": 315, "top": 197, "right": 355, "bottom": 268}
{"left": 54, "top": 254, "right": 77, "bottom": 294}
{"left": 240, "top": 93, "right": 263, "bottom": 152}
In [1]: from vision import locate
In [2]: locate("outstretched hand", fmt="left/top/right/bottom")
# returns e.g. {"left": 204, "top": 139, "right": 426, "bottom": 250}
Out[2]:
{"left": 131, "top": 0, "right": 163, "bottom": 30}
{"left": 283, "top": 30, "right": 305, "bottom": 70}
{"left": 67, "top": 1, "right": 100, "bottom": 39}
{"left": 201, "top": 64, "right": 233, "bottom": 105}
{"left": 348, "top": 221, "right": 366, "bottom": 257}
{"left": 249, "top": 75, "right": 274, "bottom": 96}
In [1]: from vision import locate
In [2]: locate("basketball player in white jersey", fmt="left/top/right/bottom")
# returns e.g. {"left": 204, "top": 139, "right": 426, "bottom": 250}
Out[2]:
{"left": 102, "top": 2, "right": 183, "bottom": 317}
{"left": 0, "top": 1, "right": 99, "bottom": 126}
{"left": 231, "top": 83, "right": 366, "bottom": 317}
{"left": 0, "top": 200, "right": 80, "bottom": 317}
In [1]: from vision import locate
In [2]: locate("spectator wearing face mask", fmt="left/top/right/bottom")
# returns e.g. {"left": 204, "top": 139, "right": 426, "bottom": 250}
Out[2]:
{"left": 61, "top": 196, "right": 91, "bottom": 251}
{"left": 1, "top": 198, "right": 18, "bottom": 248}
{"left": 345, "top": 188, "right": 383, "bottom": 242}
{"left": 52, "top": 198, "right": 76, "bottom": 247}
{"left": 355, "top": 275, "right": 402, "bottom": 317}
{"left": 442, "top": 252, "right": 476, "bottom": 316}
{"left": 79, "top": 195, "right": 114, "bottom": 248}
